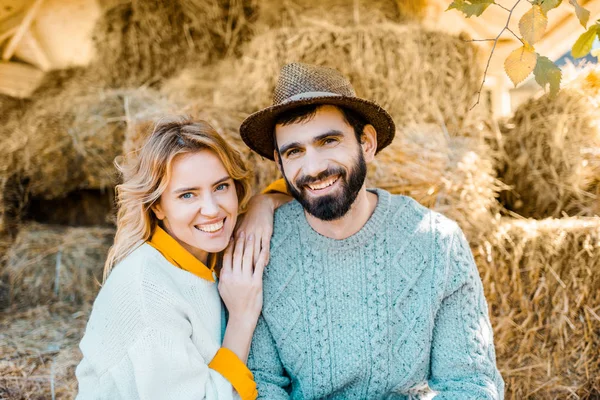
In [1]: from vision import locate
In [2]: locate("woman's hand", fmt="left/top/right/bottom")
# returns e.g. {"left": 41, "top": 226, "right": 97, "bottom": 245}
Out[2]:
{"left": 219, "top": 233, "right": 267, "bottom": 363}
{"left": 235, "top": 193, "right": 291, "bottom": 265}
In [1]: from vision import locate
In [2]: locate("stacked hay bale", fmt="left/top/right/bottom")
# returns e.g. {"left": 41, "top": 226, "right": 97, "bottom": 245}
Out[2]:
{"left": 164, "top": 23, "right": 485, "bottom": 136}
{"left": 499, "top": 71, "right": 600, "bottom": 219}
{"left": 90, "top": 0, "right": 255, "bottom": 87}
{"left": 367, "top": 124, "right": 504, "bottom": 241}
{"left": 475, "top": 217, "right": 600, "bottom": 399}
{"left": 3, "top": 223, "right": 114, "bottom": 310}
{"left": 488, "top": 67, "right": 600, "bottom": 398}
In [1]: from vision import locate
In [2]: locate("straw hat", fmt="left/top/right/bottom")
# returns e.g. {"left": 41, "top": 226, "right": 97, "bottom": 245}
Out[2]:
{"left": 240, "top": 62, "right": 396, "bottom": 160}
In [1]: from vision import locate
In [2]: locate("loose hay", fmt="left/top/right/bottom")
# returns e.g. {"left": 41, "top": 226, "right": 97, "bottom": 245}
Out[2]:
{"left": 0, "top": 303, "right": 89, "bottom": 400}
{"left": 499, "top": 83, "right": 600, "bottom": 219}
{"left": 163, "top": 23, "right": 485, "bottom": 135}
{"left": 92, "top": 0, "right": 254, "bottom": 87}
{"left": 367, "top": 124, "right": 504, "bottom": 242}
{"left": 3, "top": 223, "right": 114, "bottom": 310}
{"left": 475, "top": 217, "right": 600, "bottom": 399}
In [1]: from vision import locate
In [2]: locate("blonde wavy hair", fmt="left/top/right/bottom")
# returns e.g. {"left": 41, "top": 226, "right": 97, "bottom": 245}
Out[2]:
{"left": 104, "top": 117, "right": 252, "bottom": 282}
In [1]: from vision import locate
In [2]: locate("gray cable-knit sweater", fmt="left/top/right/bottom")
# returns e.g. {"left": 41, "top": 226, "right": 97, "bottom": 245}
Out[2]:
{"left": 248, "top": 189, "right": 504, "bottom": 399}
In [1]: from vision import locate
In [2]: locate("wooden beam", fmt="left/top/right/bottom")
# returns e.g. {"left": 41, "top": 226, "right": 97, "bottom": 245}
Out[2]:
{"left": 0, "top": 61, "right": 44, "bottom": 98}
{"left": 2, "top": 0, "right": 44, "bottom": 61}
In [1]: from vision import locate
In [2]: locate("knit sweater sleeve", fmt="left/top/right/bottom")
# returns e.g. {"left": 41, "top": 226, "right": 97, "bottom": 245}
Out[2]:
{"left": 247, "top": 315, "right": 291, "bottom": 399}
{"left": 428, "top": 226, "right": 505, "bottom": 399}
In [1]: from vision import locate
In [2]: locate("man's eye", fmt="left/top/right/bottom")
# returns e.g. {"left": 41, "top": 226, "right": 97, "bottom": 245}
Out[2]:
{"left": 215, "top": 183, "right": 229, "bottom": 191}
{"left": 324, "top": 138, "right": 338, "bottom": 145}
{"left": 287, "top": 149, "right": 300, "bottom": 157}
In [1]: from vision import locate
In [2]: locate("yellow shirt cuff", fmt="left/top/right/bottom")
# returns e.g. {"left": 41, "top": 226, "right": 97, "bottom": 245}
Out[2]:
{"left": 262, "top": 178, "right": 289, "bottom": 195}
{"left": 208, "top": 348, "right": 258, "bottom": 400}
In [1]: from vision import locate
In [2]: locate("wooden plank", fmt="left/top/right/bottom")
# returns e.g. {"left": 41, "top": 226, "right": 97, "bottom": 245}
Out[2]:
{"left": 0, "top": 61, "right": 44, "bottom": 98}
{"left": 2, "top": 0, "right": 44, "bottom": 61}
{"left": 13, "top": 28, "right": 51, "bottom": 70}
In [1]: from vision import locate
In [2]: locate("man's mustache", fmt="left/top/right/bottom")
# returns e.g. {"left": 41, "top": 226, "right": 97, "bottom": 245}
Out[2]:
{"left": 295, "top": 167, "right": 345, "bottom": 187}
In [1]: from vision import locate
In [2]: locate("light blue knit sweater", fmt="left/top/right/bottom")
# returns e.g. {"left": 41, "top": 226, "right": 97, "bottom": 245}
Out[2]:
{"left": 248, "top": 189, "right": 504, "bottom": 399}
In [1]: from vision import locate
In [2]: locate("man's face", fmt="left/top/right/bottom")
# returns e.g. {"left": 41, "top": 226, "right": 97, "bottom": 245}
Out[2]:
{"left": 274, "top": 105, "right": 367, "bottom": 221}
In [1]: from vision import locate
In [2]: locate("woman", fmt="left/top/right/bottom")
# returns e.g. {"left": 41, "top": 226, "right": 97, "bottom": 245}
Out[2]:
{"left": 76, "top": 118, "right": 289, "bottom": 399}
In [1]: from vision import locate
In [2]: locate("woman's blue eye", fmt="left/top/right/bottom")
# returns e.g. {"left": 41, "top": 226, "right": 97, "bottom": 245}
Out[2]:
{"left": 180, "top": 192, "right": 193, "bottom": 199}
{"left": 216, "top": 183, "right": 229, "bottom": 191}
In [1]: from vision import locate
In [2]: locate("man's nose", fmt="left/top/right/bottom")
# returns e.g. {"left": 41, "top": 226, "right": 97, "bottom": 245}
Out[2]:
{"left": 302, "top": 149, "right": 329, "bottom": 179}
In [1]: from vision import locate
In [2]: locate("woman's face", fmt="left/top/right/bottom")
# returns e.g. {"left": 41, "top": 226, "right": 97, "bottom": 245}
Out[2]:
{"left": 152, "top": 149, "right": 239, "bottom": 263}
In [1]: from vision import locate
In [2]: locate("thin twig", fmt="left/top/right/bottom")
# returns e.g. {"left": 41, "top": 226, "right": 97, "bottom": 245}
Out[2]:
{"left": 463, "top": 38, "right": 498, "bottom": 42}
{"left": 471, "top": 0, "right": 523, "bottom": 110}
{"left": 493, "top": 2, "right": 511, "bottom": 12}
{"left": 506, "top": 27, "right": 524, "bottom": 42}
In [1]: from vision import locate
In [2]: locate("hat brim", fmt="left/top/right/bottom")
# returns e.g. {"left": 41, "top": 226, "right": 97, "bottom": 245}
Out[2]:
{"left": 240, "top": 96, "right": 396, "bottom": 161}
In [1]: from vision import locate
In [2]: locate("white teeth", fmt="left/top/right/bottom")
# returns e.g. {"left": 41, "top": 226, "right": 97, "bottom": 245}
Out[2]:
{"left": 197, "top": 220, "right": 224, "bottom": 233}
{"left": 308, "top": 176, "right": 338, "bottom": 191}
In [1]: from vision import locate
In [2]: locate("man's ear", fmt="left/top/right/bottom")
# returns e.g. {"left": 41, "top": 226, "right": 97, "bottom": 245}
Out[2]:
{"left": 151, "top": 202, "right": 166, "bottom": 221}
{"left": 361, "top": 124, "right": 377, "bottom": 163}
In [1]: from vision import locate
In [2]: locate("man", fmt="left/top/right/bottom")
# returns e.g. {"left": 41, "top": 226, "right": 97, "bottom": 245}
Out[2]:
{"left": 239, "top": 62, "right": 504, "bottom": 399}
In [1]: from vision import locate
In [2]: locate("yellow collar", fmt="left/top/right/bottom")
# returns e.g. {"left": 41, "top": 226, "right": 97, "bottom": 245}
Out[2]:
{"left": 147, "top": 226, "right": 216, "bottom": 282}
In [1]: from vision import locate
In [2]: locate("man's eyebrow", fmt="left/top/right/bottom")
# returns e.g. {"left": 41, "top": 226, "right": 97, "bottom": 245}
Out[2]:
{"left": 279, "top": 141, "right": 302, "bottom": 155}
{"left": 172, "top": 176, "right": 230, "bottom": 194}
{"left": 279, "top": 130, "right": 344, "bottom": 155}
{"left": 313, "top": 130, "right": 344, "bottom": 142}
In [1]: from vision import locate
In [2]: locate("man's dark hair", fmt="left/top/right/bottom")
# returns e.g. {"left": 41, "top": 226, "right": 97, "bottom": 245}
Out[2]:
{"left": 273, "top": 104, "right": 368, "bottom": 156}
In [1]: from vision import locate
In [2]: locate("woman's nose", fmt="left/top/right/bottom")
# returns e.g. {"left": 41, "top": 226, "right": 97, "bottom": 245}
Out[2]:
{"left": 200, "top": 194, "right": 219, "bottom": 217}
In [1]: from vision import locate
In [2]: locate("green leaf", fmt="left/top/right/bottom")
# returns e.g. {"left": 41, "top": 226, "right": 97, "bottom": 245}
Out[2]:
{"left": 504, "top": 44, "right": 538, "bottom": 86}
{"left": 519, "top": 5, "right": 548, "bottom": 45}
{"left": 446, "top": 0, "right": 495, "bottom": 17}
{"left": 570, "top": 0, "right": 590, "bottom": 28}
{"left": 533, "top": 55, "right": 562, "bottom": 97}
{"left": 572, "top": 25, "right": 598, "bottom": 58}
{"left": 537, "top": 0, "right": 562, "bottom": 15}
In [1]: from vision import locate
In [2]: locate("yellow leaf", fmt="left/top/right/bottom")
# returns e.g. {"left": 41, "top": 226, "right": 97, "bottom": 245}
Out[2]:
{"left": 519, "top": 5, "right": 548, "bottom": 44}
{"left": 570, "top": 0, "right": 590, "bottom": 28}
{"left": 504, "top": 45, "right": 537, "bottom": 86}
{"left": 572, "top": 25, "right": 598, "bottom": 58}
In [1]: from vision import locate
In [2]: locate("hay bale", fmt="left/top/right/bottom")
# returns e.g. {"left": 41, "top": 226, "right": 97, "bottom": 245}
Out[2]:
{"left": 3, "top": 223, "right": 114, "bottom": 310}
{"left": 163, "top": 24, "right": 484, "bottom": 135}
{"left": 125, "top": 106, "right": 281, "bottom": 193}
{"left": 91, "top": 0, "right": 255, "bottom": 87}
{"left": 0, "top": 303, "right": 89, "bottom": 399}
{"left": 254, "top": 0, "right": 426, "bottom": 29}
{"left": 2, "top": 83, "right": 179, "bottom": 201}
{"left": 499, "top": 83, "right": 600, "bottom": 218}
{"left": 475, "top": 217, "right": 600, "bottom": 399}
{"left": 367, "top": 124, "right": 504, "bottom": 242}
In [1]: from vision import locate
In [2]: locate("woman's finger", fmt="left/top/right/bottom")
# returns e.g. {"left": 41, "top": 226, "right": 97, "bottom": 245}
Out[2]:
{"left": 253, "top": 231, "right": 262, "bottom": 265}
{"left": 222, "top": 238, "right": 234, "bottom": 273}
{"left": 260, "top": 235, "right": 271, "bottom": 266}
{"left": 232, "top": 232, "right": 245, "bottom": 274}
{"left": 242, "top": 234, "right": 255, "bottom": 278}
{"left": 253, "top": 248, "right": 268, "bottom": 281}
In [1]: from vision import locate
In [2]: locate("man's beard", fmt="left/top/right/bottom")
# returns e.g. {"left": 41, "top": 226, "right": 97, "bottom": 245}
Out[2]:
{"left": 282, "top": 150, "right": 367, "bottom": 221}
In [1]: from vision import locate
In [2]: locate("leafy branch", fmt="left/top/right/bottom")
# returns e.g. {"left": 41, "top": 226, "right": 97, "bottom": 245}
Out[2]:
{"left": 447, "top": 0, "right": 596, "bottom": 107}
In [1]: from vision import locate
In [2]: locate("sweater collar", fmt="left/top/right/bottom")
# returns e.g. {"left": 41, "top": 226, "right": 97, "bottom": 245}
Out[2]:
{"left": 147, "top": 226, "right": 216, "bottom": 282}
{"left": 297, "top": 188, "right": 392, "bottom": 251}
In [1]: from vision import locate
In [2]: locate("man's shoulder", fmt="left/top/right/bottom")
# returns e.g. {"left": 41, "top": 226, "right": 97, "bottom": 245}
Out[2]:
{"left": 271, "top": 200, "right": 303, "bottom": 242}
{"left": 382, "top": 190, "right": 461, "bottom": 240}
